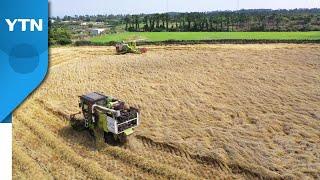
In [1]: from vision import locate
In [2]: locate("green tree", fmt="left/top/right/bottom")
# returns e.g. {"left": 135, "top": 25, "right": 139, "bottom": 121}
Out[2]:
{"left": 49, "top": 27, "right": 72, "bottom": 46}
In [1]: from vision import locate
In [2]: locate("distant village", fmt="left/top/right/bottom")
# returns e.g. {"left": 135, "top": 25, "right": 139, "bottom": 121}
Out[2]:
{"left": 49, "top": 14, "right": 125, "bottom": 42}
{"left": 50, "top": 19, "right": 110, "bottom": 39}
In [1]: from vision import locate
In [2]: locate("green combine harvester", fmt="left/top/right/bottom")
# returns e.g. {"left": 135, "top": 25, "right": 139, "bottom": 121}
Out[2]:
{"left": 115, "top": 42, "right": 147, "bottom": 54}
{"left": 70, "top": 92, "right": 140, "bottom": 143}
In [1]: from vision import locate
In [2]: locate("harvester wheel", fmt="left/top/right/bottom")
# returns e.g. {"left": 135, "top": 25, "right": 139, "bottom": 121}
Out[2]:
{"left": 104, "top": 132, "right": 117, "bottom": 145}
{"left": 70, "top": 117, "right": 86, "bottom": 131}
{"left": 118, "top": 134, "right": 128, "bottom": 144}
{"left": 89, "top": 129, "right": 95, "bottom": 137}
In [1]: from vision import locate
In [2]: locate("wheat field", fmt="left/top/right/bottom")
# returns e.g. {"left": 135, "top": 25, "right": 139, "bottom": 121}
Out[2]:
{"left": 13, "top": 44, "right": 320, "bottom": 179}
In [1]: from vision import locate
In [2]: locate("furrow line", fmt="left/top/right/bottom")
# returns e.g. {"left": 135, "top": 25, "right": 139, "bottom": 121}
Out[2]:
{"left": 16, "top": 114, "right": 120, "bottom": 180}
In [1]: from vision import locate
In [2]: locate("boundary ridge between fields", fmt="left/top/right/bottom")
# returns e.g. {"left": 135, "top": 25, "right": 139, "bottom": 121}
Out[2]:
{"left": 73, "top": 39, "right": 320, "bottom": 46}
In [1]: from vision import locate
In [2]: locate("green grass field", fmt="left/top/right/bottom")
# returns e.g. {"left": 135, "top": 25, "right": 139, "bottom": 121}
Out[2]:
{"left": 91, "top": 31, "right": 320, "bottom": 43}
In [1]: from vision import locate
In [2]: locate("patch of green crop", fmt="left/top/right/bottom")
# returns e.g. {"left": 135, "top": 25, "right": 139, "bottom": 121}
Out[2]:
{"left": 91, "top": 31, "right": 320, "bottom": 43}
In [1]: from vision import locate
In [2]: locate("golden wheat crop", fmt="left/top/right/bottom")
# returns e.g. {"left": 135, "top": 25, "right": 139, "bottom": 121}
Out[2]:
{"left": 13, "top": 44, "right": 320, "bottom": 179}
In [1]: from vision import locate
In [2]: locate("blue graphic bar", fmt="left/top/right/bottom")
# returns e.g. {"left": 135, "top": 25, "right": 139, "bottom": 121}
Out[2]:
{"left": 2, "top": 114, "right": 12, "bottom": 123}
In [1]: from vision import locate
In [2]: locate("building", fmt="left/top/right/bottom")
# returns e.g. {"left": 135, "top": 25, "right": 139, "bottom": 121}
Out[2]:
{"left": 90, "top": 28, "right": 105, "bottom": 36}
{"left": 94, "top": 22, "right": 104, "bottom": 25}
{"left": 80, "top": 22, "right": 87, "bottom": 26}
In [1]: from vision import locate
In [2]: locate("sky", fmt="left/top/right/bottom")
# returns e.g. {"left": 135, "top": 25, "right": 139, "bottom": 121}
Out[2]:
{"left": 49, "top": 0, "right": 320, "bottom": 17}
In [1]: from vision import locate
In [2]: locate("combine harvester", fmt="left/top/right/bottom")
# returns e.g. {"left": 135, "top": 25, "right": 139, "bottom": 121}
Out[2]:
{"left": 70, "top": 92, "right": 140, "bottom": 144}
{"left": 115, "top": 41, "right": 147, "bottom": 54}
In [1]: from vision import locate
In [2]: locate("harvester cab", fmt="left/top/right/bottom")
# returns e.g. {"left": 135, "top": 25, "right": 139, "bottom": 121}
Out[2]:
{"left": 115, "top": 41, "right": 147, "bottom": 54}
{"left": 70, "top": 92, "right": 139, "bottom": 143}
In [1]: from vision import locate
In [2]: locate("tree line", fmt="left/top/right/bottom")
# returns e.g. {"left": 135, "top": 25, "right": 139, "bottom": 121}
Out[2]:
{"left": 122, "top": 9, "right": 320, "bottom": 32}
{"left": 50, "top": 9, "right": 320, "bottom": 32}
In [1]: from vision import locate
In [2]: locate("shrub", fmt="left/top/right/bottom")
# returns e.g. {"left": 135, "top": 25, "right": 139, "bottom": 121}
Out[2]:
{"left": 74, "top": 40, "right": 92, "bottom": 46}
{"left": 57, "top": 38, "right": 72, "bottom": 45}
{"left": 49, "top": 27, "right": 72, "bottom": 46}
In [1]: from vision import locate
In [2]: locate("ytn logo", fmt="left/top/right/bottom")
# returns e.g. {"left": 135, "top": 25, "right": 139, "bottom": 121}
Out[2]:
{"left": 5, "top": 19, "right": 43, "bottom": 32}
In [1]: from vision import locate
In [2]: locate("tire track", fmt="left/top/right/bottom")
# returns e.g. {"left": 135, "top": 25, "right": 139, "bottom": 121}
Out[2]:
{"left": 126, "top": 138, "right": 228, "bottom": 179}
{"left": 136, "top": 135, "right": 280, "bottom": 179}
{"left": 15, "top": 113, "right": 120, "bottom": 180}
{"left": 14, "top": 118, "right": 91, "bottom": 179}
{"left": 101, "top": 146, "right": 199, "bottom": 180}
{"left": 136, "top": 135, "right": 227, "bottom": 169}
{"left": 13, "top": 142, "right": 51, "bottom": 179}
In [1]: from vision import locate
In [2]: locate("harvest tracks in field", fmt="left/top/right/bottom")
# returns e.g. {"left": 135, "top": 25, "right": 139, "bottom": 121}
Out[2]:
{"left": 34, "top": 99, "right": 222, "bottom": 178}
{"left": 136, "top": 135, "right": 279, "bottom": 179}
{"left": 30, "top": 99, "right": 200, "bottom": 179}
{"left": 33, "top": 98, "right": 278, "bottom": 179}
{"left": 14, "top": 45, "right": 320, "bottom": 179}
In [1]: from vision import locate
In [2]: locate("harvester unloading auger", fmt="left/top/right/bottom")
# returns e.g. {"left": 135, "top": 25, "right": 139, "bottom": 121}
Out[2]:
{"left": 70, "top": 92, "right": 140, "bottom": 144}
{"left": 115, "top": 41, "right": 147, "bottom": 54}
